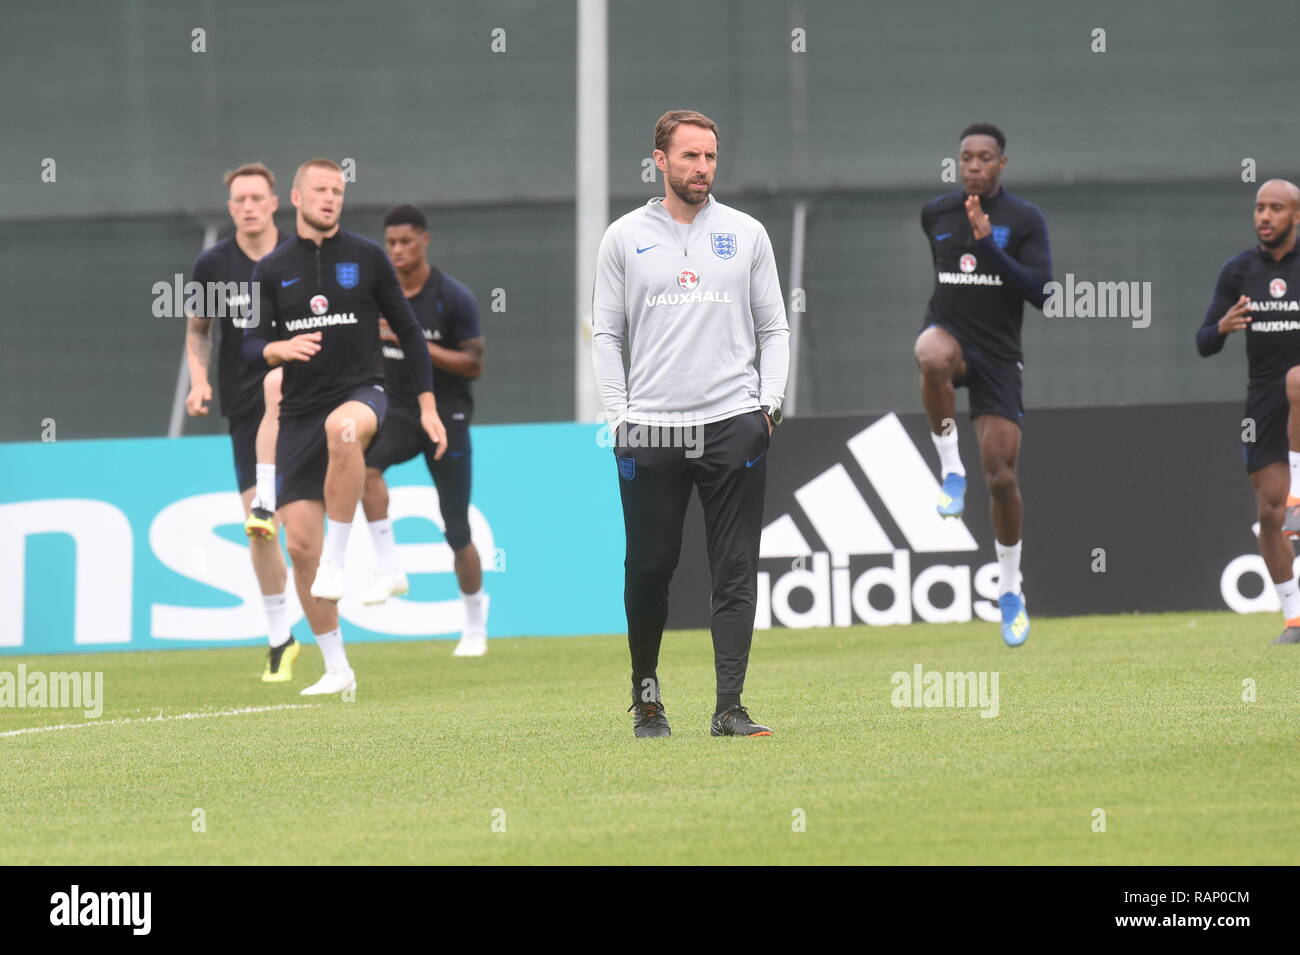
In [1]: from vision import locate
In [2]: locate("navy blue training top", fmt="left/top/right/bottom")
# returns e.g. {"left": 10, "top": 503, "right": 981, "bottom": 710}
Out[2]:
{"left": 1197, "top": 243, "right": 1300, "bottom": 389}
{"left": 189, "top": 230, "right": 286, "bottom": 419}
{"left": 242, "top": 228, "right": 433, "bottom": 416}
{"left": 382, "top": 268, "right": 481, "bottom": 409}
{"left": 920, "top": 188, "right": 1053, "bottom": 364}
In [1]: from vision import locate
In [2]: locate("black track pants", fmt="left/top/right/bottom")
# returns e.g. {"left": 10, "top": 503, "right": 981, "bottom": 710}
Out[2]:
{"left": 614, "top": 410, "right": 769, "bottom": 711}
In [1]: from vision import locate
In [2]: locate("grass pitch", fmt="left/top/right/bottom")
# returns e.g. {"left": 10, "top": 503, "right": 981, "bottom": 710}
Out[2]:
{"left": 2, "top": 611, "right": 1296, "bottom": 865}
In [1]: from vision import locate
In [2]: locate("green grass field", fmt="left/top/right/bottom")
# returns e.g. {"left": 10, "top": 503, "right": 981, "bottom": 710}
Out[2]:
{"left": 2, "top": 611, "right": 1297, "bottom": 865}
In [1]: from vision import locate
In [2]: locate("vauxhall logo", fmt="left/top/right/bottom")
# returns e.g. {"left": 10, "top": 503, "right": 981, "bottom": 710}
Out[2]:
{"left": 756, "top": 413, "right": 1004, "bottom": 629}
{"left": 645, "top": 269, "right": 733, "bottom": 307}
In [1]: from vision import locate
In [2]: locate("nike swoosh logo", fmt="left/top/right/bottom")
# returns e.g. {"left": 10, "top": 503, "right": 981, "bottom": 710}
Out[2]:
{"left": 447, "top": 450, "right": 467, "bottom": 458}
{"left": 636, "top": 244, "right": 659, "bottom": 254}
{"left": 935, "top": 233, "right": 952, "bottom": 242}
{"left": 280, "top": 277, "right": 300, "bottom": 287}
{"left": 745, "top": 450, "right": 766, "bottom": 468}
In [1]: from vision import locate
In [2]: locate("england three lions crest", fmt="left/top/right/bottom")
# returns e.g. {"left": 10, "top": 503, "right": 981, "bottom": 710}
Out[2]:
{"left": 336, "top": 262, "right": 360, "bottom": 289}
{"left": 710, "top": 232, "right": 737, "bottom": 260}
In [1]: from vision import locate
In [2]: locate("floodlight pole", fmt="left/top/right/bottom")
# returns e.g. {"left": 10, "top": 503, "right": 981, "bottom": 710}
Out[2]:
{"left": 575, "top": 0, "right": 608, "bottom": 422}
{"left": 786, "top": 202, "right": 807, "bottom": 416}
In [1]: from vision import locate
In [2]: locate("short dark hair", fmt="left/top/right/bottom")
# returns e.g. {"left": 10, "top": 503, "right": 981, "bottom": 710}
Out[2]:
{"left": 654, "top": 109, "right": 720, "bottom": 155}
{"left": 959, "top": 123, "right": 1006, "bottom": 153}
{"left": 383, "top": 203, "right": 427, "bottom": 232}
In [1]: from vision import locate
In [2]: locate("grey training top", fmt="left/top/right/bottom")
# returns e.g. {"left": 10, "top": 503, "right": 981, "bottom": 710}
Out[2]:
{"left": 591, "top": 195, "right": 790, "bottom": 426}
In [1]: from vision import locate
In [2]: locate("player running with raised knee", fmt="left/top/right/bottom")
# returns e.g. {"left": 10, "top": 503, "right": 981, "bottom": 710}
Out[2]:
{"left": 360, "top": 204, "right": 489, "bottom": 657}
{"left": 184, "top": 162, "right": 299, "bottom": 682}
{"left": 1198, "top": 178, "right": 1300, "bottom": 645}
{"left": 243, "top": 159, "right": 446, "bottom": 695}
{"left": 913, "top": 123, "right": 1052, "bottom": 647}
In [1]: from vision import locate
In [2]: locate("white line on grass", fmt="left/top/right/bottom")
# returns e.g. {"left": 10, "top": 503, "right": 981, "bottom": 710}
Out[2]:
{"left": 0, "top": 703, "right": 323, "bottom": 739}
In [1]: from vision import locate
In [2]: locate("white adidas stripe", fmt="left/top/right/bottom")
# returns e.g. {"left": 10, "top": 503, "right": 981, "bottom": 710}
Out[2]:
{"left": 848, "top": 414, "right": 978, "bottom": 553}
{"left": 761, "top": 412, "right": 978, "bottom": 557}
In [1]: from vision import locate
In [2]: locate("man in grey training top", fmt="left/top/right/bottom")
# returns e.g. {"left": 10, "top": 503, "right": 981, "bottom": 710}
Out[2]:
{"left": 591, "top": 109, "right": 790, "bottom": 739}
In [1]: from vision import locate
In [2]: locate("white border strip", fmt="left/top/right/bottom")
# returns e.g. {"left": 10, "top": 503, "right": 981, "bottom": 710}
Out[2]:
{"left": 0, "top": 703, "right": 321, "bottom": 739}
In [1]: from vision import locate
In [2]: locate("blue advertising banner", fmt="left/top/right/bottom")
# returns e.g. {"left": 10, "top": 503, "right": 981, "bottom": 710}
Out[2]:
{"left": 3, "top": 406, "right": 1264, "bottom": 656}
{"left": 0, "top": 424, "right": 625, "bottom": 655}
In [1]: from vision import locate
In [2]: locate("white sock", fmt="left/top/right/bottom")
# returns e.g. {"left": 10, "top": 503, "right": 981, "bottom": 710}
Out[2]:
{"left": 1289, "top": 452, "right": 1300, "bottom": 500}
{"left": 996, "top": 540, "right": 1022, "bottom": 596}
{"left": 255, "top": 463, "right": 277, "bottom": 511}
{"left": 262, "top": 591, "right": 292, "bottom": 648}
{"left": 314, "top": 627, "right": 351, "bottom": 672}
{"left": 1277, "top": 578, "right": 1300, "bottom": 623}
{"left": 463, "top": 589, "right": 487, "bottom": 633}
{"left": 369, "top": 518, "right": 400, "bottom": 574}
{"left": 932, "top": 429, "right": 965, "bottom": 478}
{"left": 323, "top": 518, "right": 352, "bottom": 567}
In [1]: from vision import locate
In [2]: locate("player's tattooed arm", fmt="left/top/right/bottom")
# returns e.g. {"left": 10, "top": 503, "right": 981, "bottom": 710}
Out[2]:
{"left": 429, "top": 336, "right": 484, "bottom": 380}
{"left": 184, "top": 316, "right": 213, "bottom": 416}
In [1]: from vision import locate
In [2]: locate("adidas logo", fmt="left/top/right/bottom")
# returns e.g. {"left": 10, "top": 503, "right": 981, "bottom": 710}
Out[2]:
{"left": 1220, "top": 521, "right": 1300, "bottom": 615}
{"left": 756, "top": 413, "right": 1003, "bottom": 629}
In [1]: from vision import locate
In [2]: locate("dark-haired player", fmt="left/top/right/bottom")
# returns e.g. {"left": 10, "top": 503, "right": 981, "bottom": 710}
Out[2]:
{"left": 913, "top": 123, "right": 1053, "bottom": 647}
{"left": 185, "top": 162, "right": 299, "bottom": 682}
{"left": 360, "top": 204, "right": 489, "bottom": 657}
{"left": 1198, "top": 178, "right": 1300, "bottom": 645}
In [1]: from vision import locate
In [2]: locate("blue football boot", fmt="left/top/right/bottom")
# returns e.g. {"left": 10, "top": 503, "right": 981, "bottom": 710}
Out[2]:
{"left": 937, "top": 473, "right": 966, "bottom": 518}
{"left": 999, "top": 592, "right": 1030, "bottom": 647}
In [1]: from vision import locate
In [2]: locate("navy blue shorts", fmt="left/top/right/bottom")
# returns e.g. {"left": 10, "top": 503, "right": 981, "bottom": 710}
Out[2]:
{"left": 925, "top": 324, "right": 1024, "bottom": 427}
{"left": 1243, "top": 380, "right": 1288, "bottom": 475}
{"left": 227, "top": 403, "right": 263, "bottom": 493}
{"left": 276, "top": 384, "right": 389, "bottom": 508}
{"left": 365, "top": 398, "right": 473, "bottom": 550}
